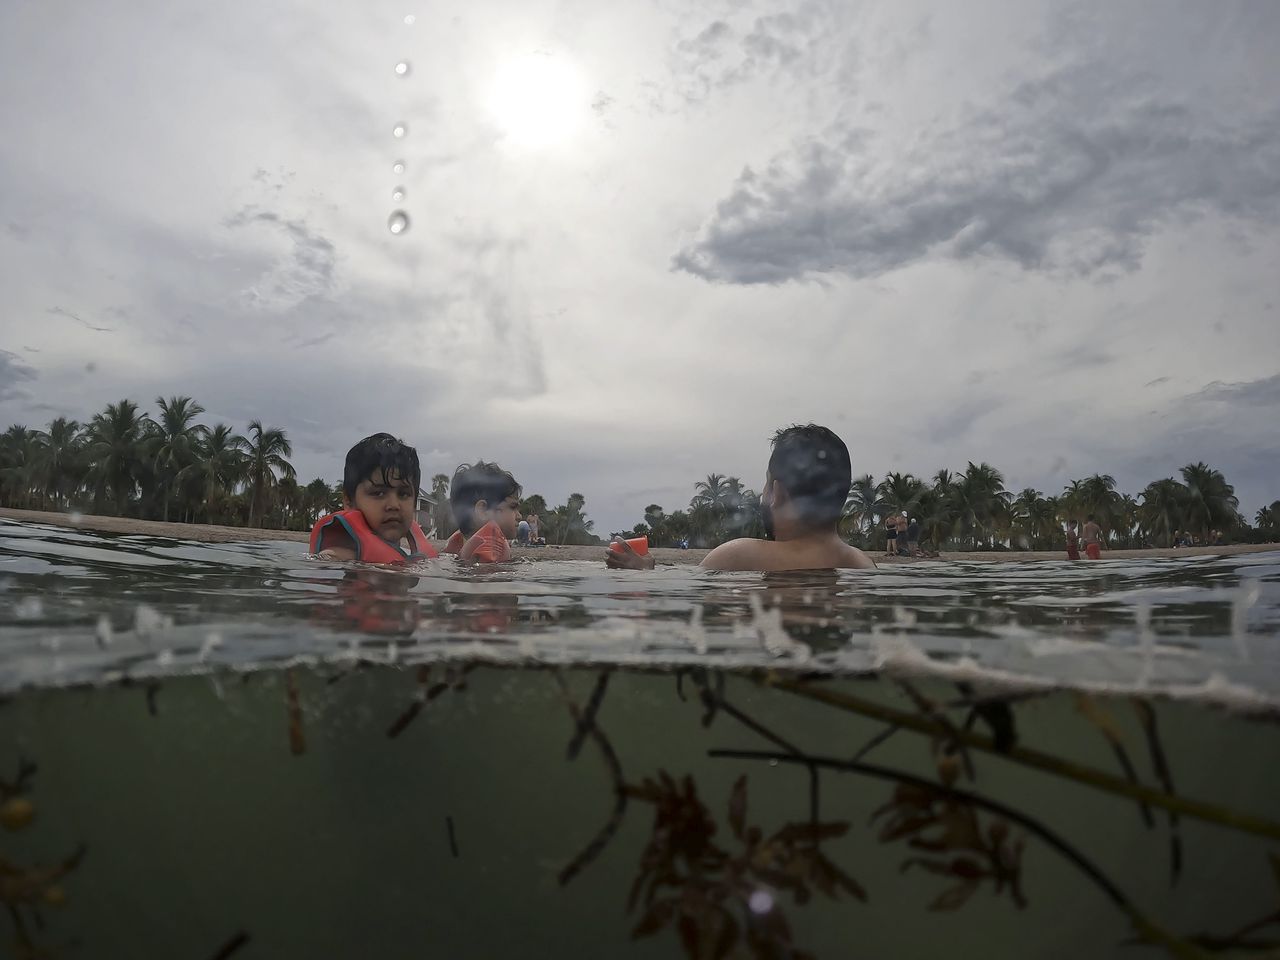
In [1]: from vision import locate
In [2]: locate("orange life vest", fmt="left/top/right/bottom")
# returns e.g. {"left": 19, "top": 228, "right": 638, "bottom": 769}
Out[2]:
{"left": 443, "top": 520, "right": 511, "bottom": 562}
{"left": 309, "top": 509, "right": 438, "bottom": 564}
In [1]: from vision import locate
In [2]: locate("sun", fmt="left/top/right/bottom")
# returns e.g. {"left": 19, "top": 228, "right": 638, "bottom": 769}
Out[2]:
{"left": 488, "top": 53, "right": 587, "bottom": 149}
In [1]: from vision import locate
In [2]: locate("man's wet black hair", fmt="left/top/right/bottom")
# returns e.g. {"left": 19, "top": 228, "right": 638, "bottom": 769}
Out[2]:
{"left": 450, "top": 461, "right": 522, "bottom": 535}
{"left": 767, "top": 424, "right": 852, "bottom": 529}
{"left": 343, "top": 433, "right": 421, "bottom": 499}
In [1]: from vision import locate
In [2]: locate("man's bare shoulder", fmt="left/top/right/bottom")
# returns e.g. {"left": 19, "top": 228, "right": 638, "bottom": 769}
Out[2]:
{"left": 840, "top": 544, "right": 878, "bottom": 570}
{"left": 700, "top": 538, "right": 778, "bottom": 571}
{"left": 702, "top": 538, "right": 878, "bottom": 572}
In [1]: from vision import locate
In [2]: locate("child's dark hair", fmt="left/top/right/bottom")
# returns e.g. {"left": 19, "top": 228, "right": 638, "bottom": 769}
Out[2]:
{"left": 767, "top": 424, "right": 852, "bottom": 528}
{"left": 343, "top": 433, "right": 421, "bottom": 499}
{"left": 450, "top": 461, "right": 522, "bottom": 535}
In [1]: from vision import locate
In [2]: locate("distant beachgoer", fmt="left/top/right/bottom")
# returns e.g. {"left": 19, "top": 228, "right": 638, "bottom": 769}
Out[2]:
{"left": 1065, "top": 520, "right": 1080, "bottom": 561}
{"left": 1082, "top": 515, "right": 1103, "bottom": 560}
{"left": 898, "top": 511, "right": 910, "bottom": 556}
{"left": 607, "top": 423, "right": 875, "bottom": 572}
{"left": 527, "top": 513, "right": 542, "bottom": 545}
{"left": 516, "top": 517, "right": 531, "bottom": 545}
{"left": 906, "top": 517, "right": 921, "bottom": 556}
{"left": 884, "top": 513, "right": 898, "bottom": 559}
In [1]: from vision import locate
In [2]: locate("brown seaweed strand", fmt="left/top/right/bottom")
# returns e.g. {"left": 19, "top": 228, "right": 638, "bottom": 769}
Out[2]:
{"left": 708, "top": 749, "right": 1206, "bottom": 960}
{"left": 285, "top": 670, "right": 305, "bottom": 756}
{"left": 553, "top": 671, "right": 629, "bottom": 887}
{"left": 1132, "top": 699, "right": 1184, "bottom": 886}
{"left": 761, "top": 675, "right": 1280, "bottom": 843}
{"left": 1075, "top": 694, "right": 1154, "bottom": 828}
{"left": 567, "top": 669, "right": 613, "bottom": 760}
{"left": 898, "top": 680, "right": 975, "bottom": 780}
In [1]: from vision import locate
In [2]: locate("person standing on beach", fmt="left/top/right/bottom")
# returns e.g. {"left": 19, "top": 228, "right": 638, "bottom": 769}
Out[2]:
{"left": 1082, "top": 515, "right": 1103, "bottom": 560}
{"left": 1065, "top": 520, "right": 1081, "bottom": 561}
{"left": 884, "top": 513, "right": 899, "bottom": 559}
{"left": 906, "top": 516, "right": 921, "bottom": 557}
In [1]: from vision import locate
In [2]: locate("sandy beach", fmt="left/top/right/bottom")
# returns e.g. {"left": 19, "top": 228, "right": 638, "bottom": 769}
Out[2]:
{"left": 3, "top": 507, "right": 1276, "bottom": 565}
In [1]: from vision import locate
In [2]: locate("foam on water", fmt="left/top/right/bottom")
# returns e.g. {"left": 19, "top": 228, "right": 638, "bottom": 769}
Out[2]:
{"left": 1, "top": 518, "right": 1278, "bottom": 710}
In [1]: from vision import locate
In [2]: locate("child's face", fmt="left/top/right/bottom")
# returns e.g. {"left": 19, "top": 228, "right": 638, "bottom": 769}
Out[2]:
{"left": 346, "top": 468, "right": 416, "bottom": 542}
{"left": 476, "top": 494, "right": 522, "bottom": 539}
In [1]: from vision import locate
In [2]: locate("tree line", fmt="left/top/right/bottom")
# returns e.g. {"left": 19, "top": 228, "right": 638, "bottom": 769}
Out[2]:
{"left": 626, "top": 463, "right": 1280, "bottom": 551}
{"left": 3, "top": 401, "right": 1277, "bottom": 550}
{"left": 0, "top": 398, "right": 606, "bottom": 543}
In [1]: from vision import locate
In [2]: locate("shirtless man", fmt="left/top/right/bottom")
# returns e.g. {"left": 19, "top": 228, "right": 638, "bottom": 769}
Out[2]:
{"left": 1082, "top": 514, "right": 1103, "bottom": 560}
{"left": 607, "top": 424, "right": 875, "bottom": 572}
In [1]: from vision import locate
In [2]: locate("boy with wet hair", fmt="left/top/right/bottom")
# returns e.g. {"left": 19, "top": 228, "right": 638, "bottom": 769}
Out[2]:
{"left": 444, "top": 460, "right": 522, "bottom": 563}
{"left": 608, "top": 423, "right": 874, "bottom": 572}
{"left": 310, "top": 433, "right": 437, "bottom": 563}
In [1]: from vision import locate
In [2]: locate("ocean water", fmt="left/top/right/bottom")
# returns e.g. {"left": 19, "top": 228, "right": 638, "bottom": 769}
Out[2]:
{"left": 2, "top": 518, "right": 1279, "bottom": 959}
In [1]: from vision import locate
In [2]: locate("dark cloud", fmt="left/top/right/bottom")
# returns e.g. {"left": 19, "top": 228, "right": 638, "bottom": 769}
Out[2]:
{"left": 1051, "top": 346, "right": 1113, "bottom": 372}
{"left": 0, "top": 350, "right": 36, "bottom": 403}
{"left": 664, "top": 2, "right": 846, "bottom": 107}
{"left": 223, "top": 206, "right": 338, "bottom": 310}
{"left": 924, "top": 394, "right": 1004, "bottom": 443}
{"left": 1191, "top": 373, "right": 1280, "bottom": 407}
{"left": 1144, "top": 376, "right": 1172, "bottom": 387}
{"left": 675, "top": 64, "right": 1280, "bottom": 284}
{"left": 47, "top": 306, "right": 113, "bottom": 333}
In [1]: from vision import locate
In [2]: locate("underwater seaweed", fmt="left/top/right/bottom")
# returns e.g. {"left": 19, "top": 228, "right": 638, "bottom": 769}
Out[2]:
{"left": 624, "top": 771, "right": 864, "bottom": 960}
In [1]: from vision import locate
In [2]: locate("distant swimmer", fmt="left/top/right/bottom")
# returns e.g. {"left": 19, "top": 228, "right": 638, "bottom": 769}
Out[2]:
{"left": 1082, "top": 514, "right": 1103, "bottom": 560}
{"left": 607, "top": 423, "right": 876, "bottom": 573}
{"left": 1065, "top": 519, "right": 1080, "bottom": 561}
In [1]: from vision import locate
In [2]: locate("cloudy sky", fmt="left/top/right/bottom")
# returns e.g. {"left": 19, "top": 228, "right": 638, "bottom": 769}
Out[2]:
{"left": 2, "top": 0, "right": 1278, "bottom": 533}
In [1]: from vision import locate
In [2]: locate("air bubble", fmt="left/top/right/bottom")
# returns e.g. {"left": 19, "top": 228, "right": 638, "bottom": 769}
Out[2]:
{"left": 404, "top": 14, "right": 416, "bottom": 25}
{"left": 392, "top": 160, "right": 405, "bottom": 175}
{"left": 393, "top": 123, "right": 407, "bottom": 138}
{"left": 388, "top": 211, "right": 410, "bottom": 235}
{"left": 395, "top": 61, "right": 411, "bottom": 77}
{"left": 392, "top": 186, "right": 406, "bottom": 202}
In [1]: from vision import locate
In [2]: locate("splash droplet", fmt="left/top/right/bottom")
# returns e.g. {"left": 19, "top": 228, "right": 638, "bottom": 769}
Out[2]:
{"left": 388, "top": 211, "right": 410, "bottom": 235}
{"left": 395, "top": 61, "right": 411, "bottom": 77}
{"left": 392, "top": 123, "right": 407, "bottom": 138}
{"left": 404, "top": 14, "right": 416, "bottom": 25}
{"left": 392, "top": 186, "right": 406, "bottom": 202}
{"left": 392, "top": 160, "right": 405, "bottom": 175}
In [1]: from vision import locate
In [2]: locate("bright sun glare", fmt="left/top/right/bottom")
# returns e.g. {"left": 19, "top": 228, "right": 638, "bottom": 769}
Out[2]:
{"left": 488, "top": 53, "right": 586, "bottom": 149}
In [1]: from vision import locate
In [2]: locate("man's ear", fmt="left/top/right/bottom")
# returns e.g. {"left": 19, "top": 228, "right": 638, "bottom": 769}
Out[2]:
{"left": 471, "top": 499, "right": 490, "bottom": 522}
{"left": 769, "top": 479, "right": 791, "bottom": 508}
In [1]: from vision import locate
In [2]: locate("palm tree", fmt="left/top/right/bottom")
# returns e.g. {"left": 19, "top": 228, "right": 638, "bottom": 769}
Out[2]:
{"left": 177, "top": 424, "right": 247, "bottom": 524}
{"left": 1011, "top": 488, "right": 1052, "bottom": 549}
{"left": 1078, "top": 474, "right": 1121, "bottom": 538}
{"left": 149, "top": 396, "right": 207, "bottom": 522}
{"left": 954, "top": 462, "right": 1010, "bottom": 548}
{"left": 84, "top": 400, "right": 151, "bottom": 516}
{"left": 432, "top": 473, "right": 455, "bottom": 537}
{"left": 842, "top": 473, "right": 880, "bottom": 541}
{"left": 1179, "top": 462, "right": 1239, "bottom": 543}
{"left": 692, "top": 474, "right": 729, "bottom": 510}
{"left": 1256, "top": 502, "right": 1279, "bottom": 539}
{"left": 243, "top": 420, "right": 295, "bottom": 528}
{"left": 31, "top": 418, "right": 83, "bottom": 510}
{"left": 0, "top": 425, "right": 40, "bottom": 508}
{"left": 303, "top": 478, "right": 334, "bottom": 526}
{"left": 1138, "top": 478, "right": 1185, "bottom": 548}
{"left": 878, "top": 472, "right": 924, "bottom": 518}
